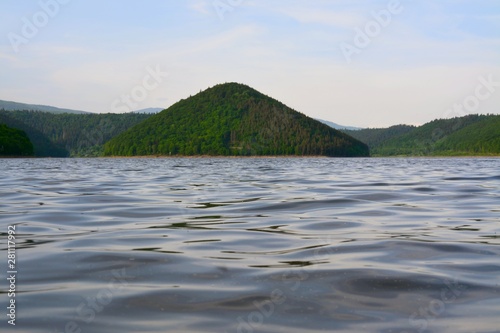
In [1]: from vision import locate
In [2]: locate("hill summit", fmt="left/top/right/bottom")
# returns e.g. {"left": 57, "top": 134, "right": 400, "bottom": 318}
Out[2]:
{"left": 103, "top": 83, "right": 369, "bottom": 157}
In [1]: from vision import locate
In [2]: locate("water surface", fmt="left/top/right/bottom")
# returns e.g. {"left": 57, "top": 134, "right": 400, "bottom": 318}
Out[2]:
{"left": 0, "top": 158, "right": 499, "bottom": 333}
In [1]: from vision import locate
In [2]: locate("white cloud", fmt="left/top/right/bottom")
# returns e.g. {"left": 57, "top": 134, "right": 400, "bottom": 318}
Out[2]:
{"left": 187, "top": 0, "right": 211, "bottom": 15}
{"left": 280, "top": 7, "right": 365, "bottom": 29}
{"left": 0, "top": 51, "right": 20, "bottom": 64}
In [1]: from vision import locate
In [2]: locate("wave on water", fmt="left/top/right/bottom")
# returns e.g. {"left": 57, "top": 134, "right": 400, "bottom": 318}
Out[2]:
{"left": 0, "top": 157, "right": 499, "bottom": 333}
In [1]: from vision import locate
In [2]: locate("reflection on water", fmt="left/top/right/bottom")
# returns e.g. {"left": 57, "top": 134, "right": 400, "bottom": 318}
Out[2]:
{"left": 0, "top": 157, "right": 499, "bottom": 333}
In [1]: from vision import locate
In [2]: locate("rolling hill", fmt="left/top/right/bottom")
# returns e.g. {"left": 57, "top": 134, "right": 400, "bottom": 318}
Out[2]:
{"left": 343, "top": 114, "right": 500, "bottom": 156}
{"left": 433, "top": 116, "right": 500, "bottom": 155}
{"left": 103, "top": 83, "right": 370, "bottom": 157}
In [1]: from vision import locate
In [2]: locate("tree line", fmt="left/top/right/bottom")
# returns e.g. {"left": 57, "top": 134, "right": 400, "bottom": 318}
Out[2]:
{"left": 0, "top": 110, "right": 152, "bottom": 157}
{"left": 343, "top": 114, "right": 500, "bottom": 156}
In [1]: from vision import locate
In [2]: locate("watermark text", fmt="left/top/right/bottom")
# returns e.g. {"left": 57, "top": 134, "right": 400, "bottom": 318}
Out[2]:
{"left": 8, "top": 0, "right": 71, "bottom": 53}
{"left": 6, "top": 225, "right": 17, "bottom": 326}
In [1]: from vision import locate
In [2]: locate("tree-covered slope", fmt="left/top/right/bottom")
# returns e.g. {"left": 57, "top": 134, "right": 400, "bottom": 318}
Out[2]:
{"left": 433, "top": 115, "right": 500, "bottom": 155}
{"left": 0, "top": 112, "right": 66, "bottom": 156}
{"left": 103, "top": 83, "right": 369, "bottom": 157}
{"left": 372, "top": 115, "right": 492, "bottom": 156}
{"left": 342, "top": 114, "right": 500, "bottom": 156}
{"left": 0, "top": 124, "right": 34, "bottom": 156}
{"left": 0, "top": 110, "right": 152, "bottom": 157}
{"left": 344, "top": 125, "right": 415, "bottom": 150}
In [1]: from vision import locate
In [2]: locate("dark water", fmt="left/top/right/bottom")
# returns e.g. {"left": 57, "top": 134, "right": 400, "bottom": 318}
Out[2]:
{"left": 1, "top": 158, "right": 499, "bottom": 333}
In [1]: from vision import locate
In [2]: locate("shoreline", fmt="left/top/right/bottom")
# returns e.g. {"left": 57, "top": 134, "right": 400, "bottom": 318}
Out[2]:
{"left": 99, "top": 155, "right": 332, "bottom": 159}
{"left": 2, "top": 155, "right": 499, "bottom": 159}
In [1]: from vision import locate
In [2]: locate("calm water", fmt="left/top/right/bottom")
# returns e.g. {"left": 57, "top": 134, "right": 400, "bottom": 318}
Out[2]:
{"left": 1, "top": 158, "right": 499, "bottom": 333}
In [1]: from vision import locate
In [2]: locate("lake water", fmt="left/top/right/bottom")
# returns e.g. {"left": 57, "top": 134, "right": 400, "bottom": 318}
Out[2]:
{"left": 1, "top": 157, "right": 499, "bottom": 333}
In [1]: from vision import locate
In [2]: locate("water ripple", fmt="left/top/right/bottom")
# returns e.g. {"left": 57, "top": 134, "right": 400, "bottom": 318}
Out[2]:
{"left": 0, "top": 157, "right": 499, "bottom": 333}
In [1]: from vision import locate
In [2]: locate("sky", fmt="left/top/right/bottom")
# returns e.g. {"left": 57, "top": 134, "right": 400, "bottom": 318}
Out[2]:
{"left": 0, "top": 0, "right": 499, "bottom": 127}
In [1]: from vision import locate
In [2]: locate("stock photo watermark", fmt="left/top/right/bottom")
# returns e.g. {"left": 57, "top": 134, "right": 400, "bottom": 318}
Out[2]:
{"left": 236, "top": 289, "right": 286, "bottom": 333}
{"left": 6, "top": 225, "right": 17, "bottom": 326}
{"left": 444, "top": 74, "right": 499, "bottom": 119}
{"left": 111, "top": 65, "right": 168, "bottom": 113}
{"left": 54, "top": 268, "right": 133, "bottom": 333}
{"left": 212, "top": 0, "right": 244, "bottom": 21}
{"left": 7, "top": 0, "right": 71, "bottom": 54}
{"left": 340, "top": 0, "right": 404, "bottom": 64}
{"left": 412, "top": 73, "right": 499, "bottom": 154}
{"left": 236, "top": 243, "right": 332, "bottom": 332}
{"left": 234, "top": 236, "right": 471, "bottom": 333}
{"left": 236, "top": 270, "right": 312, "bottom": 333}
{"left": 408, "top": 278, "right": 467, "bottom": 332}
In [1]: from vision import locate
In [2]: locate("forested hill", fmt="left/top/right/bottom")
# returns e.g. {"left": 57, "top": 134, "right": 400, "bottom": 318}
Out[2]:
{"left": 0, "top": 124, "right": 34, "bottom": 156}
{"left": 0, "top": 111, "right": 152, "bottom": 157}
{"left": 103, "top": 83, "right": 370, "bottom": 157}
{"left": 343, "top": 114, "right": 500, "bottom": 156}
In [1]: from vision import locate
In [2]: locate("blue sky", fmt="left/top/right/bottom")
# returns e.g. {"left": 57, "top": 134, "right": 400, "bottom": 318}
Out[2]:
{"left": 1, "top": 0, "right": 499, "bottom": 127}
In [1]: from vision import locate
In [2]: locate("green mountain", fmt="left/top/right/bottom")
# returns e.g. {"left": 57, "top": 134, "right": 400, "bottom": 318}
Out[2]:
{"left": 343, "top": 114, "right": 500, "bottom": 156}
{"left": 103, "top": 83, "right": 369, "bottom": 157}
{"left": 0, "top": 124, "right": 34, "bottom": 156}
{"left": 0, "top": 111, "right": 152, "bottom": 157}
{"left": 433, "top": 116, "right": 500, "bottom": 155}
{"left": 0, "top": 100, "right": 91, "bottom": 114}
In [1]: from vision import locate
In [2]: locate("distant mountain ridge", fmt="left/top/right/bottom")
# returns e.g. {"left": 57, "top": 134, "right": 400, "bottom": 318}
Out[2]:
{"left": 316, "top": 118, "right": 362, "bottom": 131}
{"left": 131, "top": 107, "right": 164, "bottom": 114}
{"left": 0, "top": 100, "right": 165, "bottom": 115}
{"left": 0, "top": 99, "right": 92, "bottom": 114}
